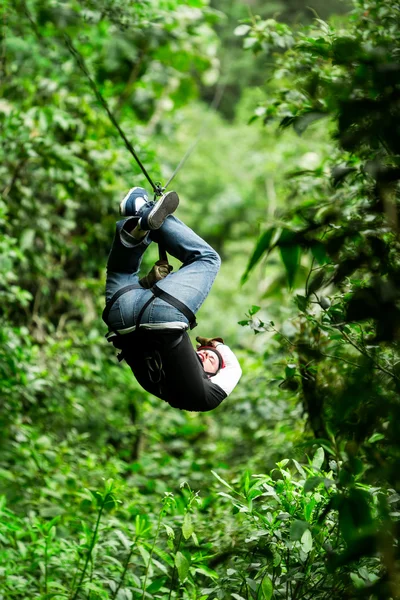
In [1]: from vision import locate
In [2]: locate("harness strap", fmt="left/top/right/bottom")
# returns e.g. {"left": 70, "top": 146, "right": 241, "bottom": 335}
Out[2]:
{"left": 102, "top": 283, "right": 142, "bottom": 324}
{"left": 102, "top": 283, "right": 197, "bottom": 330}
{"left": 135, "top": 295, "right": 155, "bottom": 329}
{"left": 158, "top": 243, "right": 168, "bottom": 263}
{"left": 152, "top": 285, "right": 197, "bottom": 330}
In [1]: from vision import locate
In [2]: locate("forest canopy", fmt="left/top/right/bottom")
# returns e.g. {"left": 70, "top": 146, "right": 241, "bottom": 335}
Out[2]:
{"left": 1, "top": 0, "right": 400, "bottom": 599}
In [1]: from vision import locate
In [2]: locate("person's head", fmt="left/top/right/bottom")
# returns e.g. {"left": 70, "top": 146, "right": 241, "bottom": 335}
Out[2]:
{"left": 196, "top": 346, "right": 224, "bottom": 377}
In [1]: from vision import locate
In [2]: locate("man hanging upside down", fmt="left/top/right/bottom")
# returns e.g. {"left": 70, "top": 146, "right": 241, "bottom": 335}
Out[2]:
{"left": 103, "top": 187, "right": 242, "bottom": 412}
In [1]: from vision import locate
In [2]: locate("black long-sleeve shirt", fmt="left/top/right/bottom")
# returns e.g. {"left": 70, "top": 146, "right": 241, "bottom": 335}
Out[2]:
{"left": 121, "top": 329, "right": 241, "bottom": 412}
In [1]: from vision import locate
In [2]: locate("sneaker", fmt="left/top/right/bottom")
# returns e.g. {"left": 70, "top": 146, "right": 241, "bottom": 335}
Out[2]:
{"left": 119, "top": 186, "right": 149, "bottom": 216}
{"left": 139, "top": 191, "right": 179, "bottom": 230}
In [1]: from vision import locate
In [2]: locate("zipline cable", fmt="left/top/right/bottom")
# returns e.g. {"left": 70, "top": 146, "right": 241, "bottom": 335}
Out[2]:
{"left": 64, "top": 34, "right": 226, "bottom": 195}
{"left": 64, "top": 34, "right": 163, "bottom": 197}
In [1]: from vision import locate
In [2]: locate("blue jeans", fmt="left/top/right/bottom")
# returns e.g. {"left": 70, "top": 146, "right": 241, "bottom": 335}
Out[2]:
{"left": 105, "top": 214, "right": 221, "bottom": 330}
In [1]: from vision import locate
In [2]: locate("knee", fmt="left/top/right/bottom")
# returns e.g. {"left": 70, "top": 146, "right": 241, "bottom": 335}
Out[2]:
{"left": 213, "top": 249, "right": 221, "bottom": 270}
{"left": 205, "top": 247, "right": 221, "bottom": 274}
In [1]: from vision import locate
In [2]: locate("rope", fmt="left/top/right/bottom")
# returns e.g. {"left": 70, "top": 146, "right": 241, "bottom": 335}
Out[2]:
{"left": 26, "top": 7, "right": 226, "bottom": 278}
{"left": 64, "top": 33, "right": 225, "bottom": 197}
{"left": 64, "top": 34, "right": 163, "bottom": 196}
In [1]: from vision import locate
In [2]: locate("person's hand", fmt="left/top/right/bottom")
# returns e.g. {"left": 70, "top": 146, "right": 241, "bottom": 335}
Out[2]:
{"left": 196, "top": 336, "right": 224, "bottom": 349}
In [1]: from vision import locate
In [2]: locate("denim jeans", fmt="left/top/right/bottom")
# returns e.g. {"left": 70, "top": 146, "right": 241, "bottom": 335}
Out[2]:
{"left": 105, "top": 214, "right": 221, "bottom": 331}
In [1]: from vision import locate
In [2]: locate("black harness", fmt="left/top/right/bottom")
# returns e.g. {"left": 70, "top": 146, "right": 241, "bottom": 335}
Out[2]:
{"left": 102, "top": 282, "right": 197, "bottom": 332}
{"left": 102, "top": 284, "right": 197, "bottom": 389}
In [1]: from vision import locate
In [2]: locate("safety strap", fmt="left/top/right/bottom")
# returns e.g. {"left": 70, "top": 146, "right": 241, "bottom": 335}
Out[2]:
{"left": 135, "top": 294, "right": 156, "bottom": 329}
{"left": 63, "top": 34, "right": 225, "bottom": 195}
{"left": 64, "top": 34, "right": 163, "bottom": 197}
{"left": 102, "top": 283, "right": 197, "bottom": 330}
{"left": 152, "top": 285, "right": 197, "bottom": 329}
{"left": 158, "top": 244, "right": 168, "bottom": 263}
{"left": 102, "top": 283, "right": 142, "bottom": 324}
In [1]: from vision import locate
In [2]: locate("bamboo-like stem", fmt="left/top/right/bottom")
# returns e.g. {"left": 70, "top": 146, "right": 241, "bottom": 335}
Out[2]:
{"left": 70, "top": 497, "right": 107, "bottom": 600}
{"left": 141, "top": 510, "right": 163, "bottom": 600}
{"left": 44, "top": 535, "right": 49, "bottom": 596}
{"left": 167, "top": 529, "right": 183, "bottom": 600}
{"left": 111, "top": 538, "right": 137, "bottom": 600}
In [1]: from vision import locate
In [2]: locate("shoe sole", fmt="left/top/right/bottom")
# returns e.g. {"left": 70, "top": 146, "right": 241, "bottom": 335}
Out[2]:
{"left": 146, "top": 191, "right": 179, "bottom": 229}
{"left": 119, "top": 186, "right": 147, "bottom": 216}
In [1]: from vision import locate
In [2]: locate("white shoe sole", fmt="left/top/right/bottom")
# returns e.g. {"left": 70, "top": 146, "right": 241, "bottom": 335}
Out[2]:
{"left": 146, "top": 191, "right": 179, "bottom": 229}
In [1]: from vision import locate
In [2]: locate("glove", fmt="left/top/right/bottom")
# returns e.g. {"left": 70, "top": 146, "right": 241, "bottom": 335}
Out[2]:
{"left": 139, "top": 260, "right": 173, "bottom": 289}
{"left": 196, "top": 336, "right": 224, "bottom": 349}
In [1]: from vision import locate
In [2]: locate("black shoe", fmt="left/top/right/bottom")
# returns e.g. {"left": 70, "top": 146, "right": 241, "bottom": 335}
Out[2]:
{"left": 119, "top": 186, "right": 149, "bottom": 216}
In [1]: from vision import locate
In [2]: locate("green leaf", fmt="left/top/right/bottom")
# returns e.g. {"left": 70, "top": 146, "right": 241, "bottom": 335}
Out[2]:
{"left": 243, "top": 470, "right": 251, "bottom": 494}
{"left": 257, "top": 576, "right": 273, "bottom": 600}
{"left": 304, "top": 498, "right": 317, "bottom": 521}
{"left": 295, "top": 294, "right": 308, "bottom": 311}
{"left": 293, "top": 111, "right": 327, "bottom": 135}
{"left": 234, "top": 24, "right": 251, "bottom": 36}
{"left": 182, "top": 513, "right": 194, "bottom": 540}
{"left": 290, "top": 520, "right": 309, "bottom": 541}
{"left": 138, "top": 545, "right": 150, "bottom": 566}
{"left": 146, "top": 577, "right": 167, "bottom": 593}
{"left": 135, "top": 515, "right": 150, "bottom": 537}
{"left": 301, "top": 529, "right": 313, "bottom": 553}
{"left": 243, "top": 37, "right": 259, "bottom": 50}
{"left": 114, "top": 530, "right": 133, "bottom": 551}
{"left": 278, "top": 230, "right": 300, "bottom": 289}
{"left": 175, "top": 551, "right": 190, "bottom": 582}
{"left": 272, "top": 550, "right": 281, "bottom": 567}
{"left": 293, "top": 460, "right": 306, "bottom": 477}
{"left": 281, "top": 244, "right": 300, "bottom": 288}
{"left": 331, "top": 165, "right": 357, "bottom": 187}
{"left": 163, "top": 523, "right": 175, "bottom": 539}
{"left": 368, "top": 433, "right": 384, "bottom": 444}
{"left": 350, "top": 572, "right": 365, "bottom": 589}
{"left": 285, "top": 364, "right": 296, "bottom": 378}
{"left": 104, "top": 492, "right": 117, "bottom": 511}
{"left": 104, "top": 478, "right": 114, "bottom": 494}
{"left": 238, "top": 319, "right": 250, "bottom": 326}
{"left": 211, "top": 471, "right": 234, "bottom": 491}
{"left": 304, "top": 476, "right": 324, "bottom": 493}
{"left": 193, "top": 565, "right": 219, "bottom": 580}
{"left": 151, "top": 545, "right": 174, "bottom": 568}
{"left": 310, "top": 242, "right": 329, "bottom": 265}
{"left": 241, "top": 228, "right": 275, "bottom": 284}
{"left": 89, "top": 490, "right": 102, "bottom": 506}
{"left": 312, "top": 447, "right": 325, "bottom": 471}
{"left": 42, "top": 516, "right": 61, "bottom": 535}
{"left": 20, "top": 229, "right": 35, "bottom": 251}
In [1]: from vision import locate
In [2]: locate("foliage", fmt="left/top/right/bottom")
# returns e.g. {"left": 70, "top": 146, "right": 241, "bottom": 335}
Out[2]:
{"left": 238, "top": 0, "right": 400, "bottom": 595}
{"left": 2, "top": 441, "right": 397, "bottom": 599}
{"left": 3, "top": 0, "right": 400, "bottom": 598}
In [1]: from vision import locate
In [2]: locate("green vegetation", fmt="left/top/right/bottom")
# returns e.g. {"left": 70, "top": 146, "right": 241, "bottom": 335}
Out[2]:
{"left": 1, "top": 0, "right": 400, "bottom": 598}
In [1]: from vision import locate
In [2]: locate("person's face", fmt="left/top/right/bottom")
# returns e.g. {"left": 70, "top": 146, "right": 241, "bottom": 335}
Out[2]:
{"left": 197, "top": 348, "right": 219, "bottom": 375}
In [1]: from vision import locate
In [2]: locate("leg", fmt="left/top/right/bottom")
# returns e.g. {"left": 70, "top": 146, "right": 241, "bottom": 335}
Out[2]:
{"left": 104, "top": 187, "right": 181, "bottom": 330}
{"left": 150, "top": 215, "right": 221, "bottom": 315}
{"left": 106, "top": 187, "right": 180, "bottom": 301}
{"left": 105, "top": 187, "right": 219, "bottom": 328}
{"left": 105, "top": 217, "right": 151, "bottom": 302}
